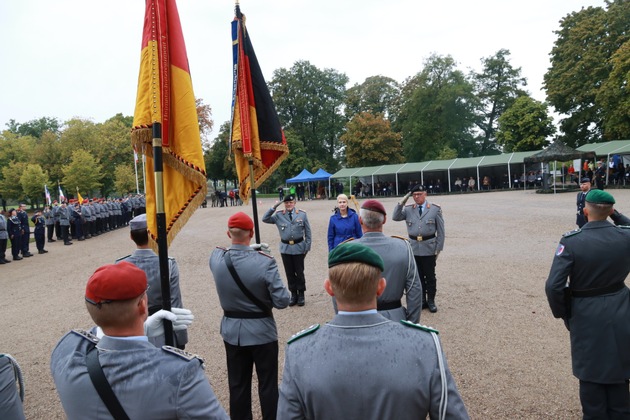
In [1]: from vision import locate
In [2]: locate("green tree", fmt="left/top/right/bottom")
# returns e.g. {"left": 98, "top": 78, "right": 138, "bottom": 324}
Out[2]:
{"left": 396, "top": 54, "right": 477, "bottom": 161}
{"left": 31, "top": 130, "right": 64, "bottom": 183}
{"left": 59, "top": 118, "right": 99, "bottom": 164}
{"left": 6, "top": 117, "right": 61, "bottom": 138}
{"left": 62, "top": 149, "right": 104, "bottom": 196}
{"left": 473, "top": 49, "right": 528, "bottom": 154}
{"left": 0, "top": 161, "right": 28, "bottom": 202}
{"left": 597, "top": 40, "right": 630, "bottom": 139}
{"left": 496, "top": 96, "right": 556, "bottom": 152}
{"left": 113, "top": 164, "right": 137, "bottom": 196}
{"left": 96, "top": 118, "right": 135, "bottom": 195}
{"left": 196, "top": 98, "right": 214, "bottom": 150}
{"left": 269, "top": 60, "right": 348, "bottom": 170}
{"left": 205, "top": 122, "right": 237, "bottom": 190}
{"left": 544, "top": 0, "right": 630, "bottom": 145}
{"left": 20, "top": 164, "right": 50, "bottom": 207}
{"left": 345, "top": 75, "right": 400, "bottom": 120}
{"left": 340, "top": 112, "right": 403, "bottom": 167}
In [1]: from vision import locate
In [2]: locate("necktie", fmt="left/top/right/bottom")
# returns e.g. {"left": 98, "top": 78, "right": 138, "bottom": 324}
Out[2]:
{"left": 289, "top": 211, "right": 293, "bottom": 221}
{"left": 418, "top": 206, "right": 423, "bottom": 217}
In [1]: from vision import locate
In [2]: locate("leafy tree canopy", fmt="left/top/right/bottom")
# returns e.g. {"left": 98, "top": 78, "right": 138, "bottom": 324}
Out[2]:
{"left": 496, "top": 96, "right": 556, "bottom": 152}
{"left": 340, "top": 112, "right": 403, "bottom": 167}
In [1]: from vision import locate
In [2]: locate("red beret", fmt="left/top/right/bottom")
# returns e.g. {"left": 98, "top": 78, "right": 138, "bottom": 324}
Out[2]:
{"left": 361, "top": 199, "right": 386, "bottom": 216}
{"left": 228, "top": 212, "right": 254, "bottom": 230}
{"left": 85, "top": 262, "right": 147, "bottom": 305}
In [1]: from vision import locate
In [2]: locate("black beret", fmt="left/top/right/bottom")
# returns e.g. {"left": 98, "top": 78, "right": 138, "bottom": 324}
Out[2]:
{"left": 580, "top": 177, "right": 591, "bottom": 183}
{"left": 410, "top": 184, "right": 426, "bottom": 193}
{"left": 283, "top": 195, "right": 296, "bottom": 202}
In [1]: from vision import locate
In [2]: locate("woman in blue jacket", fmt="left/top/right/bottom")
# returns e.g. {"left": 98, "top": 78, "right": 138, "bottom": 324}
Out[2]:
{"left": 327, "top": 194, "right": 363, "bottom": 251}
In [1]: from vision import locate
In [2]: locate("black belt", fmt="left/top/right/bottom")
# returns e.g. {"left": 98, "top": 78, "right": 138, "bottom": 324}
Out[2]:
{"left": 281, "top": 237, "right": 304, "bottom": 245}
{"left": 571, "top": 282, "right": 625, "bottom": 298}
{"left": 224, "top": 310, "right": 272, "bottom": 319}
{"left": 409, "top": 233, "right": 436, "bottom": 242}
{"left": 377, "top": 300, "right": 402, "bottom": 311}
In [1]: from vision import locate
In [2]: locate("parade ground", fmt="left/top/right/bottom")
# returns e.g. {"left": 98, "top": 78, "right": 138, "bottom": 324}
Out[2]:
{"left": 3, "top": 188, "right": 629, "bottom": 419}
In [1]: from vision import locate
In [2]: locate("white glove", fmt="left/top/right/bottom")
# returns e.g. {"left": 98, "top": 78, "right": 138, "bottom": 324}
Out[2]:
{"left": 144, "top": 308, "right": 194, "bottom": 337}
{"left": 251, "top": 243, "right": 271, "bottom": 254}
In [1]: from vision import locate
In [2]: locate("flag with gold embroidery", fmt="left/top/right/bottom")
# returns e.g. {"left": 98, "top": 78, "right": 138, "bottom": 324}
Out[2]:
{"left": 231, "top": 5, "right": 289, "bottom": 203}
{"left": 131, "top": 0, "right": 207, "bottom": 250}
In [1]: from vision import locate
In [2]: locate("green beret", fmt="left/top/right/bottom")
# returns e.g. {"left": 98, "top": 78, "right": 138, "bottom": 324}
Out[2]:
{"left": 585, "top": 189, "right": 615, "bottom": 205}
{"left": 328, "top": 242, "right": 384, "bottom": 272}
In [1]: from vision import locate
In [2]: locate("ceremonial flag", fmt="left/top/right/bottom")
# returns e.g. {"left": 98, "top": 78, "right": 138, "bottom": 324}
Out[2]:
{"left": 76, "top": 187, "right": 84, "bottom": 204}
{"left": 58, "top": 185, "right": 66, "bottom": 203}
{"left": 44, "top": 185, "right": 51, "bottom": 205}
{"left": 131, "top": 0, "right": 207, "bottom": 249}
{"left": 133, "top": 147, "right": 139, "bottom": 164}
{"left": 231, "top": 5, "right": 289, "bottom": 203}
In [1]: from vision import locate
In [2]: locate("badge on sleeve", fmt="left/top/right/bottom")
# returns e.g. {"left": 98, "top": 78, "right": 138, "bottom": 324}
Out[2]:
{"left": 555, "top": 244, "right": 565, "bottom": 256}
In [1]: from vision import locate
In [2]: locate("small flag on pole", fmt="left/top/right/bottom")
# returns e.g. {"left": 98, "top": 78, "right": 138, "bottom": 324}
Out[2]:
{"left": 231, "top": 5, "right": 289, "bottom": 203}
{"left": 76, "top": 187, "right": 84, "bottom": 204}
{"left": 133, "top": 147, "right": 139, "bottom": 164}
{"left": 58, "top": 184, "right": 66, "bottom": 203}
{"left": 44, "top": 185, "right": 52, "bottom": 205}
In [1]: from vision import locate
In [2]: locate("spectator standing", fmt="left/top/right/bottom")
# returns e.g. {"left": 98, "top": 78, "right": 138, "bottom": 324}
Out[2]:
{"left": 327, "top": 194, "right": 362, "bottom": 251}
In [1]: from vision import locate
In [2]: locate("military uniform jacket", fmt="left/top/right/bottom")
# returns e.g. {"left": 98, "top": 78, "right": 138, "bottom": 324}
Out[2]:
{"left": 278, "top": 313, "right": 469, "bottom": 420}
{"left": 0, "top": 214, "right": 8, "bottom": 240}
{"left": 17, "top": 210, "right": 29, "bottom": 233}
{"left": 81, "top": 204, "right": 92, "bottom": 221}
{"left": 545, "top": 220, "right": 630, "bottom": 383}
{"left": 31, "top": 215, "right": 45, "bottom": 232}
{"left": 50, "top": 331, "right": 228, "bottom": 419}
{"left": 262, "top": 207, "right": 312, "bottom": 255}
{"left": 392, "top": 201, "right": 445, "bottom": 256}
{"left": 575, "top": 191, "right": 587, "bottom": 226}
{"left": 209, "top": 244, "right": 289, "bottom": 346}
{"left": 8, "top": 216, "right": 22, "bottom": 239}
{"left": 52, "top": 205, "right": 61, "bottom": 222}
{"left": 0, "top": 355, "right": 25, "bottom": 420}
{"left": 355, "top": 232, "right": 422, "bottom": 323}
{"left": 118, "top": 249, "right": 187, "bottom": 348}
{"left": 43, "top": 209, "right": 54, "bottom": 226}
{"left": 58, "top": 206, "right": 70, "bottom": 226}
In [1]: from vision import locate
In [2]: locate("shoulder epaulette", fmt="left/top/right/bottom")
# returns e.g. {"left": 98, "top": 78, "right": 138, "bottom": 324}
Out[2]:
{"left": 115, "top": 255, "right": 131, "bottom": 262}
{"left": 431, "top": 202, "right": 441, "bottom": 208}
{"left": 288, "top": 324, "right": 320, "bottom": 344}
{"left": 400, "top": 320, "right": 439, "bottom": 334}
{"left": 257, "top": 251, "right": 273, "bottom": 258}
{"left": 168, "top": 256, "right": 175, "bottom": 261}
{"left": 391, "top": 235, "right": 409, "bottom": 242}
{"left": 618, "top": 225, "right": 630, "bottom": 230}
{"left": 216, "top": 246, "right": 228, "bottom": 251}
{"left": 71, "top": 329, "right": 99, "bottom": 344}
{"left": 296, "top": 208, "right": 306, "bottom": 214}
{"left": 338, "top": 238, "right": 355, "bottom": 245}
{"left": 162, "top": 346, "right": 203, "bottom": 362}
{"left": 563, "top": 229, "right": 582, "bottom": 238}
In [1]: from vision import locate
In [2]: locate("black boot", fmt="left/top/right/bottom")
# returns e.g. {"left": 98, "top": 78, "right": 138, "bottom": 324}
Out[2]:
{"left": 289, "top": 292, "right": 298, "bottom": 307}
{"left": 297, "top": 291, "right": 305, "bottom": 307}
{"left": 427, "top": 293, "right": 438, "bottom": 313}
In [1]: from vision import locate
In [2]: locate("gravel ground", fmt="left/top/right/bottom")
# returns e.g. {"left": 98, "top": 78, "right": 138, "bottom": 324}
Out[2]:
{"left": 3, "top": 188, "right": 628, "bottom": 419}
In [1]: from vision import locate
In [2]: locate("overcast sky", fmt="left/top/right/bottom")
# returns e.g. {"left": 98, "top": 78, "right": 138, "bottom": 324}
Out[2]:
{"left": 0, "top": 0, "right": 604, "bottom": 139}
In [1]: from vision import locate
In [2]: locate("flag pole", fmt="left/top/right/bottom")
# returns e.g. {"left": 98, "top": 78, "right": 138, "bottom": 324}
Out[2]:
{"left": 249, "top": 161, "right": 261, "bottom": 243}
{"left": 152, "top": 122, "right": 174, "bottom": 347}
{"left": 134, "top": 150, "right": 140, "bottom": 194}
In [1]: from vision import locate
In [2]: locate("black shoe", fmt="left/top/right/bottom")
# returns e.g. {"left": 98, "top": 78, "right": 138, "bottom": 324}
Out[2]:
{"left": 0, "top": 259, "right": 5, "bottom": 264}
{"left": 289, "top": 293, "right": 298, "bottom": 307}
{"left": 22, "top": 253, "right": 33, "bottom": 257}
{"left": 78, "top": 237, "right": 85, "bottom": 241}
{"left": 297, "top": 292, "right": 305, "bottom": 307}
{"left": 427, "top": 301, "right": 438, "bottom": 313}
{"left": 42, "top": 249, "right": 48, "bottom": 253}
{"left": 13, "top": 256, "right": 23, "bottom": 261}
{"left": 48, "top": 239, "right": 56, "bottom": 243}
{"left": 64, "top": 242, "right": 73, "bottom": 245}
{"left": 422, "top": 301, "right": 429, "bottom": 310}
{"left": 38, "top": 250, "right": 45, "bottom": 254}
{"left": 3, "top": 259, "right": 10, "bottom": 263}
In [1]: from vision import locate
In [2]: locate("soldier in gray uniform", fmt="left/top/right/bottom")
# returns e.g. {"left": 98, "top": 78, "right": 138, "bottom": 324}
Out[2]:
{"left": 0, "top": 354, "right": 25, "bottom": 420}
{"left": 117, "top": 214, "right": 187, "bottom": 349}
{"left": 50, "top": 262, "right": 228, "bottom": 420}
{"left": 262, "top": 195, "right": 312, "bottom": 306}
{"left": 81, "top": 200, "right": 92, "bottom": 239}
{"left": 0, "top": 211, "right": 9, "bottom": 264}
{"left": 43, "top": 205, "right": 56, "bottom": 242}
{"left": 392, "top": 184, "right": 445, "bottom": 312}
{"left": 278, "top": 242, "right": 469, "bottom": 420}
{"left": 575, "top": 177, "right": 591, "bottom": 227}
{"left": 58, "top": 202, "right": 72, "bottom": 245}
{"left": 545, "top": 189, "right": 630, "bottom": 419}
{"left": 52, "top": 200, "right": 62, "bottom": 240}
{"left": 210, "top": 212, "right": 289, "bottom": 420}
{"left": 354, "top": 199, "right": 422, "bottom": 323}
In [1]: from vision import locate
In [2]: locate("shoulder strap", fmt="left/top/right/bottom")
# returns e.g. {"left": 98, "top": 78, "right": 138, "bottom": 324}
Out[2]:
{"left": 85, "top": 345, "right": 130, "bottom": 420}
{"left": 224, "top": 251, "right": 272, "bottom": 316}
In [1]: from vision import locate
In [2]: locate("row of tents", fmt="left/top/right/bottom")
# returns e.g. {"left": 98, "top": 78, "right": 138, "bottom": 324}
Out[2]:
{"left": 285, "top": 140, "right": 630, "bottom": 195}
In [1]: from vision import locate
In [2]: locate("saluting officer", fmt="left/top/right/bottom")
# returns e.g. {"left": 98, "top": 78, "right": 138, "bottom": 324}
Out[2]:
{"left": 50, "top": 262, "right": 228, "bottom": 419}
{"left": 546, "top": 190, "right": 630, "bottom": 418}
{"left": 392, "top": 185, "right": 445, "bottom": 312}
{"left": 117, "top": 214, "right": 188, "bottom": 349}
{"left": 58, "top": 202, "right": 72, "bottom": 245}
{"left": 354, "top": 199, "right": 422, "bottom": 323}
{"left": 210, "top": 212, "right": 289, "bottom": 420}
{"left": 278, "top": 242, "right": 469, "bottom": 420}
{"left": 262, "top": 195, "right": 312, "bottom": 306}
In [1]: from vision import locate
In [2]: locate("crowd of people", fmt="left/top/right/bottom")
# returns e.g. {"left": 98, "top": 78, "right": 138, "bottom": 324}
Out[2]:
{"left": 2, "top": 182, "right": 630, "bottom": 419}
{"left": 0, "top": 194, "right": 146, "bottom": 264}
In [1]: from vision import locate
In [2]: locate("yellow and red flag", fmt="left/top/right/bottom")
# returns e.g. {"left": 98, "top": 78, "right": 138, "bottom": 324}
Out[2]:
{"left": 231, "top": 5, "right": 289, "bottom": 203}
{"left": 132, "top": 0, "right": 207, "bottom": 249}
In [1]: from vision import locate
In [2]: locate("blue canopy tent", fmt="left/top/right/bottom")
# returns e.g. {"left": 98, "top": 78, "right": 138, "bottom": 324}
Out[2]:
{"left": 286, "top": 169, "right": 314, "bottom": 183}
{"left": 310, "top": 168, "right": 332, "bottom": 181}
